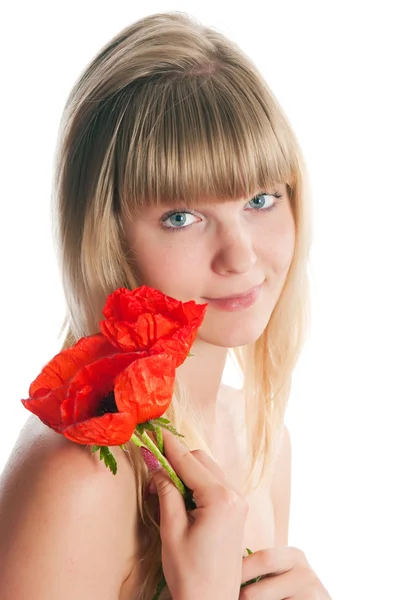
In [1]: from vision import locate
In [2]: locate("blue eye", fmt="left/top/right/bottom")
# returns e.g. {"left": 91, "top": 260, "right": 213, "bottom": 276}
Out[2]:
{"left": 160, "top": 191, "right": 282, "bottom": 232}
{"left": 160, "top": 210, "right": 198, "bottom": 231}
{"left": 247, "top": 192, "right": 281, "bottom": 211}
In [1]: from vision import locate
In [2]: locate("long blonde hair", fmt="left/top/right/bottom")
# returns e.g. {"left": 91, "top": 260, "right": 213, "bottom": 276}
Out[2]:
{"left": 53, "top": 11, "right": 313, "bottom": 599}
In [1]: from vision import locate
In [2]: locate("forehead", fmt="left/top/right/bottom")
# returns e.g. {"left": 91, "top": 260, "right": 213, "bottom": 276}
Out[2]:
{"left": 116, "top": 65, "right": 297, "bottom": 224}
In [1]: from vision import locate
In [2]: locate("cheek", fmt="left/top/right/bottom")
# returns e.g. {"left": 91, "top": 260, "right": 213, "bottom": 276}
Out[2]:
{"left": 130, "top": 234, "right": 202, "bottom": 296}
{"left": 258, "top": 226, "right": 295, "bottom": 275}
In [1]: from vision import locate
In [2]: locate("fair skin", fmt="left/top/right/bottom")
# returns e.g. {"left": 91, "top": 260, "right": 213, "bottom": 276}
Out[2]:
{"left": 149, "top": 428, "right": 332, "bottom": 599}
{"left": 0, "top": 184, "right": 331, "bottom": 598}
{"left": 0, "top": 416, "right": 140, "bottom": 599}
{"left": 124, "top": 183, "right": 295, "bottom": 436}
{"left": 126, "top": 185, "right": 331, "bottom": 598}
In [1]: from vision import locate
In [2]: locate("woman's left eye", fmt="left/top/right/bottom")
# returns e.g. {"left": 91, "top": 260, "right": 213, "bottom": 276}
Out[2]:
{"left": 247, "top": 192, "right": 281, "bottom": 212}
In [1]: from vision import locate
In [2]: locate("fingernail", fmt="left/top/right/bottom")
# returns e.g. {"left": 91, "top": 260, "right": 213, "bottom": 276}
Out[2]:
{"left": 140, "top": 446, "right": 161, "bottom": 472}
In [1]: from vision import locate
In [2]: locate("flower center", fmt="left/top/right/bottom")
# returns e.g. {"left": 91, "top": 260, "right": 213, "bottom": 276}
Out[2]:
{"left": 96, "top": 390, "right": 119, "bottom": 416}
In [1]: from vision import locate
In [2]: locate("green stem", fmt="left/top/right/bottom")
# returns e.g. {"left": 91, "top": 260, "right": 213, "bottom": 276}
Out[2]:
{"left": 131, "top": 432, "right": 146, "bottom": 448}
{"left": 131, "top": 431, "right": 186, "bottom": 497}
{"left": 154, "top": 424, "right": 164, "bottom": 454}
{"left": 152, "top": 571, "right": 167, "bottom": 600}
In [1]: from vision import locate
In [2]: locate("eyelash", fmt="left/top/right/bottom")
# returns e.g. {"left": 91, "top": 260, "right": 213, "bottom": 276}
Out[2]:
{"left": 160, "top": 192, "right": 283, "bottom": 233}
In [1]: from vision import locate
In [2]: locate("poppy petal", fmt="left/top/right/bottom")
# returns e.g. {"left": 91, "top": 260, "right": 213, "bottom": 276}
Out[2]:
{"left": 62, "top": 411, "right": 137, "bottom": 445}
{"left": 21, "top": 385, "right": 68, "bottom": 431}
{"left": 150, "top": 324, "right": 201, "bottom": 367}
{"left": 102, "top": 286, "right": 206, "bottom": 323}
{"left": 102, "top": 287, "right": 148, "bottom": 321}
{"left": 100, "top": 313, "right": 180, "bottom": 352}
{"left": 29, "top": 334, "right": 115, "bottom": 398}
{"left": 114, "top": 354, "right": 176, "bottom": 422}
{"left": 61, "top": 351, "right": 145, "bottom": 426}
{"left": 100, "top": 286, "right": 207, "bottom": 361}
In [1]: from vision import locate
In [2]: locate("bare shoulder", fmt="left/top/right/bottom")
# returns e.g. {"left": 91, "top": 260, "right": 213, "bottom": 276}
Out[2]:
{"left": 0, "top": 415, "right": 140, "bottom": 599}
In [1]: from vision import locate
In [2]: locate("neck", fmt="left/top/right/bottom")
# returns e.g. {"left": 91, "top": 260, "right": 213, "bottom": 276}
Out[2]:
{"left": 175, "top": 338, "right": 229, "bottom": 428}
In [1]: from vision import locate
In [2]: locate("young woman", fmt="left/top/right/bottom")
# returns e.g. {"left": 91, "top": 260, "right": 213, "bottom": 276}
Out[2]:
{"left": 0, "top": 11, "right": 332, "bottom": 600}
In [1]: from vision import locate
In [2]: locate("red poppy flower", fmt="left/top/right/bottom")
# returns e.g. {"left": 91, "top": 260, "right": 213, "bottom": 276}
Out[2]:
{"left": 21, "top": 333, "right": 176, "bottom": 446}
{"left": 100, "top": 286, "right": 207, "bottom": 367}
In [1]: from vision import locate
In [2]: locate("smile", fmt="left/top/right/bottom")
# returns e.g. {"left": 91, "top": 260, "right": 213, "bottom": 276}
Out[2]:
{"left": 202, "top": 284, "right": 263, "bottom": 312}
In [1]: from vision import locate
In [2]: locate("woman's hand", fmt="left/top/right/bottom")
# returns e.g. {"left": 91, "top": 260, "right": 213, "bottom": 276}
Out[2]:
{"left": 147, "top": 428, "right": 249, "bottom": 600}
{"left": 240, "top": 546, "right": 332, "bottom": 599}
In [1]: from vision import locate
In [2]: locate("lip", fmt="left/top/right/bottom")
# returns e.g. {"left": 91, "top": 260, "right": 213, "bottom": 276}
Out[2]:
{"left": 203, "top": 283, "right": 263, "bottom": 312}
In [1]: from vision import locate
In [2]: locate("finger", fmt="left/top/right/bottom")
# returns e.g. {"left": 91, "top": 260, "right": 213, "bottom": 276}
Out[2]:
{"left": 159, "top": 429, "right": 228, "bottom": 510}
{"left": 162, "top": 430, "right": 229, "bottom": 487}
{"left": 241, "top": 547, "right": 297, "bottom": 584}
{"left": 239, "top": 565, "right": 301, "bottom": 599}
{"left": 147, "top": 435, "right": 229, "bottom": 492}
{"left": 150, "top": 457, "right": 190, "bottom": 539}
{"left": 190, "top": 449, "right": 227, "bottom": 482}
{"left": 190, "top": 449, "right": 241, "bottom": 495}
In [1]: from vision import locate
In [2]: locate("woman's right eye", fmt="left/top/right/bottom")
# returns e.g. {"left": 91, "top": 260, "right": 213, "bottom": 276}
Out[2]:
{"left": 160, "top": 210, "right": 199, "bottom": 231}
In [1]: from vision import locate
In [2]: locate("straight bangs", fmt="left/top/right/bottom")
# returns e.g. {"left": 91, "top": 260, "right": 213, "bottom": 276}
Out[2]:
{"left": 116, "top": 68, "right": 296, "bottom": 220}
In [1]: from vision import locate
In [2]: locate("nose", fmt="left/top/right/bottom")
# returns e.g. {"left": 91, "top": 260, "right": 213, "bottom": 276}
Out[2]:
{"left": 211, "top": 223, "right": 257, "bottom": 276}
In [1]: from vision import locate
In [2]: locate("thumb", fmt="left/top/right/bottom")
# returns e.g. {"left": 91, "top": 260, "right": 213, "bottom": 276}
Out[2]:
{"left": 140, "top": 447, "right": 189, "bottom": 537}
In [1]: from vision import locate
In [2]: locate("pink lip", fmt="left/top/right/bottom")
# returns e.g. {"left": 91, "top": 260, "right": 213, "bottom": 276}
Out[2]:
{"left": 203, "top": 284, "right": 263, "bottom": 312}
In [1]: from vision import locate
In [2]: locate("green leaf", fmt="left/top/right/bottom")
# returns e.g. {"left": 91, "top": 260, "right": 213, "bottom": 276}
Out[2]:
{"left": 149, "top": 418, "right": 184, "bottom": 438}
{"left": 240, "top": 548, "right": 262, "bottom": 588}
{"left": 99, "top": 446, "right": 118, "bottom": 475}
{"left": 91, "top": 445, "right": 100, "bottom": 454}
{"left": 136, "top": 423, "right": 144, "bottom": 435}
{"left": 240, "top": 578, "right": 258, "bottom": 588}
{"left": 240, "top": 576, "right": 262, "bottom": 588}
{"left": 161, "top": 424, "right": 185, "bottom": 438}
{"left": 153, "top": 417, "right": 171, "bottom": 425}
{"left": 143, "top": 422, "right": 155, "bottom": 432}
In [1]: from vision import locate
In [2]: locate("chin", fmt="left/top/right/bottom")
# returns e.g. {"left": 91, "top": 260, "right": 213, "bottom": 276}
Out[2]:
{"left": 197, "top": 317, "right": 268, "bottom": 348}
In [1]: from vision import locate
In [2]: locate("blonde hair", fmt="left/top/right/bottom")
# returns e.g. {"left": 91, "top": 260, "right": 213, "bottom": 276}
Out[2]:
{"left": 53, "top": 11, "right": 313, "bottom": 599}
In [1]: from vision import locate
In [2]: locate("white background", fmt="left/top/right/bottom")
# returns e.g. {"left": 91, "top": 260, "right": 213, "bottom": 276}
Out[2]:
{"left": 1, "top": 2, "right": 397, "bottom": 598}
